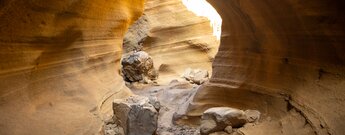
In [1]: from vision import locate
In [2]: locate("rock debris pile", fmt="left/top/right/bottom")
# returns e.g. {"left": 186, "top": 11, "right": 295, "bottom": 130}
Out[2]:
{"left": 105, "top": 87, "right": 261, "bottom": 135}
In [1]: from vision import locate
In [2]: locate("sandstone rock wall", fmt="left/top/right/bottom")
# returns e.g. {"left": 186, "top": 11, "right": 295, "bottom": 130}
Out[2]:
{"left": 189, "top": 0, "right": 345, "bottom": 135}
{"left": 124, "top": 0, "right": 220, "bottom": 84}
{"left": 0, "top": 0, "right": 145, "bottom": 134}
{"left": 0, "top": 0, "right": 345, "bottom": 135}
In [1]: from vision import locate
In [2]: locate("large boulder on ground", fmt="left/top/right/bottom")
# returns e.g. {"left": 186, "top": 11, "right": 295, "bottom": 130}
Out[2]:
{"left": 182, "top": 68, "right": 209, "bottom": 85}
{"left": 200, "top": 107, "right": 248, "bottom": 135}
{"left": 112, "top": 96, "right": 159, "bottom": 135}
{"left": 121, "top": 51, "right": 158, "bottom": 83}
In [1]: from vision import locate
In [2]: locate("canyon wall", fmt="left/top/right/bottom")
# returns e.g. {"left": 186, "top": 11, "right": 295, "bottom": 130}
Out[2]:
{"left": 123, "top": 0, "right": 219, "bottom": 84}
{"left": 0, "top": 0, "right": 145, "bottom": 134}
{"left": 188, "top": 0, "right": 345, "bottom": 135}
{"left": 0, "top": 0, "right": 344, "bottom": 135}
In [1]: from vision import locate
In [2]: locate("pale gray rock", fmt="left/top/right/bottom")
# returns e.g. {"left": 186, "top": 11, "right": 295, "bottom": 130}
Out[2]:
{"left": 104, "top": 123, "right": 125, "bottom": 135}
{"left": 224, "top": 126, "right": 233, "bottom": 134}
{"left": 149, "top": 96, "right": 161, "bottom": 111}
{"left": 112, "top": 96, "right": 159, "bottom": 135}
{"left": 244, "top": 110, "right": 261, "bottom": 123}
{"left": 200, "top": 107, "right": 247, "bottom": 135}
{"left": 182, "top": 68, "right": 209, "bottom": 85}
{"left": 200, "top": 119, "right": 218, "bottom": 135}
{"left": 103, "top": 118, "right": 125, "bottom": 135}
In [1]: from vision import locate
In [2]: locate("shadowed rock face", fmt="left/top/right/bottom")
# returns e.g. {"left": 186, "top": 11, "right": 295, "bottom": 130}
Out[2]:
{"left": 188, "top": 0, "right": 345, "bottom": 135}
{"left": 0, "top": 0, "right": 145, "bottom": 135}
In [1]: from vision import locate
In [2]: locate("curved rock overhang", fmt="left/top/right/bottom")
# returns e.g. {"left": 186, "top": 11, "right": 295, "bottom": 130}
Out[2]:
{"left": 188, "top": 0, "right": 345, "bottom": 134}
{"left": 0, "top": 0, "right": 145, "bottom": 134}
{"left": 0, "top": 0, "right": 344, "bottom": 135}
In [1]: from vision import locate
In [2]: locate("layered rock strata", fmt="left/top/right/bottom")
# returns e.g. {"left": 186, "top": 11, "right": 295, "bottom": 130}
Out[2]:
{"left": 123, "top": 0, "right": 220, "bottom": 84}
{"left": 188, "top": 0, "right": 345, "bottom": 135}
{"left": 0, "top": 0, "right": 145, "bottom": 134}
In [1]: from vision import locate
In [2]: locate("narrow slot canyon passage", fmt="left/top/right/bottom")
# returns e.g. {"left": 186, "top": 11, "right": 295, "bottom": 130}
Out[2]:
{"left": 116, "top": 0, "right": 222, "bottom": 134}
{"left": 0, "top": 0, "right": 344, "bottom": 135}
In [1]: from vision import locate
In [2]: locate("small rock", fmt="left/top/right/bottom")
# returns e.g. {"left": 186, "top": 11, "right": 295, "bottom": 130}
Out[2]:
{"left": 200, "top": 119, "right": 218, "bottom": 135}
{"left": 200, "top": 107, "right": 247, "bottom": 135}
{"left": 112, "top": 96, "right": 159, "bottom": 135}
{"left": 169, "top": 79, "right": 193, "bottom": 89}
{"left": 104, "top": 123, "right": 125, "bottom": 135}
{"left": 244, "top": 110, "right": 261, "bottom": 123}
{"left": 149, "top": 96, "right": 161, "bottom": 111}
{"left": 203, "top": 107, "right": 247, "bottom": 128}
{"left": 182, "top": 68, "right": 209, "bottom": 85}
{"left": 224, "top": 126, "right": 233, "bottom": 134}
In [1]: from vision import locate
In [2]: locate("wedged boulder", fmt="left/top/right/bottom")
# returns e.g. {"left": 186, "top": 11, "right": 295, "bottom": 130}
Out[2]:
{"left": 121, "top": 51, "right": 158, "bottom": 83}
{"left": 112, "top": 96, "right": 159, "bottom": 135}
{"left": 182, "top": 68, "right": 209, "bottom": 85}
{"left": 200, "top": 107, "right": 250, "bottom": 135}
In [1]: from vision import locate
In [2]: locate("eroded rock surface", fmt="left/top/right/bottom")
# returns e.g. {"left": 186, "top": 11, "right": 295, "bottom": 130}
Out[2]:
{"left": 129, "top": 80, "right": 200, "bottom": 135}
{"left": 112, "top": 96, "right": 159, "bottom": 135}
{"left": 182, "top": 68, "right": 209, "bottom": 85}
{"left": 200, "top": 107, "right": 260, "bottom": 135}
{"left": 121, "top": 51, "right": 158, "bottom": 83}
{"left": 123, "top": 0, "right": 220, "bottom": 84}
{"left": 103, "top": 118, "right": 125, "bottom": 135}
{"left": 123, "top": 14, "right": 150, "bottom": 53}
{"left": 0, "top": 0, "right": 145, "bottom": 134}
{"left": 187, "top": 0, "right": 345, "bottom": 134}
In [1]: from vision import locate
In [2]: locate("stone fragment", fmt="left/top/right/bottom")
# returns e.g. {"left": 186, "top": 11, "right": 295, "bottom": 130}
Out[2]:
{"left": 200, "top": 119, "right": 218, "bottom": 135}
{"left": 200, "top": 107, "right": 247, "bottom": 135}
{"left": 112, "top": 96, "right": 159, "bottom": 135}
{"left": 244, "top": 110, "right": 261, "bottom": 123}
{"left": 182, "top": 68, "right": 209, "bottom": 84}
{"left": 224, "top": 126, "right": 233, "bottom": 134}
{"left": 103, "top": 118, "right": 125, "bottom": 135}
{"left": 149, "top": 96, "right": 161, "bottom": 111}
{"left": 104, "top": 123, "right": 125, "bottom": 135}
{"left": 121, "top": 51, "right": 158, "bottom": 83}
